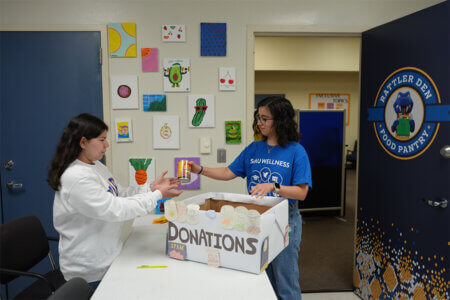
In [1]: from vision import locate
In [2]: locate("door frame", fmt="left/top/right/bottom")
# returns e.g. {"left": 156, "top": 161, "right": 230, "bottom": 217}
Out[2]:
{"left": 0, "top": 25, "right": 113, "bottom": 170}
{"left": 246, "top": 25, "right": 366, "bottom": 288}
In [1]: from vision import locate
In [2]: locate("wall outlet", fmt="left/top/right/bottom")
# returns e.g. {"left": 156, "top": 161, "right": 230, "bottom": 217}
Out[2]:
{"left": 217, "top": 148, "right": 226, "bottom": 163}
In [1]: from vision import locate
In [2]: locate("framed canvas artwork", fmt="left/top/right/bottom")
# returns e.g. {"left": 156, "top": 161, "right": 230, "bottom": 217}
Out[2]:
{"left": 143, "top": 94, "right": 167, "bottom": 112}
{"left": 141, "top": 48, "right": 158, "bottom": 72}
{"left": 111, "top": 75, "right": 139, "bottom": 109}
{"left": 201, "top": 22, "right": 226, "bottom": 56}
{"left": 128, "top": 158, "right": 155, "bottom": 187}
{"left": 225, "top": 121, "right": 241, "bottom": 144}
{"left": 163, "top": 58, "right": 190, "bottom": 92}
{"left": 153, "top": 115, "right": 180, "bottom": 149}
{"left": 188, "top": 95, "right": 215, "bottom": 128}
{"left": 174, "top": 157, "right": 200, "bottom": 189}
{"left": 162, "top": 25, "right": 186, "bottom": 42}
{"left": 219, "top": 67, "right": 236, "bottom": 91}
{"left": 108, "top": 23, "right": 137, "bottom": 57}
{"left": 115, "top": 118, "right": 133, "bottom": 142}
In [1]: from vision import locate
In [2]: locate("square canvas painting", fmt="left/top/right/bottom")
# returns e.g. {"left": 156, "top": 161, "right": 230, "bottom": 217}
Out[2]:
{"left": 201, "top": 22, "right": 226, "bottom": 56}
{"left": 141, "top": 48, "right": 158, "bottom": 72}
{"left": 143, "top": 94, "right": 167, "bottom": 111}
{"left": 115, "top": 118, "right": 133, "bottom": 142}
{"left": 128, "top": 158, "right": 155, "bottom": 187}
{"left": 153, "top": 115, "right": 179, "bottom": 149}
{"left": 111, "top": 75, "right": 139, "bottom": 109}
{"left": 225, "top": 121, "right": 241, "bottom": 144}
{"left": 162, "top": 25, "right": 186, "bottom": 42}
{"left": 174, "top": 157, "right": 200, "bottom": 189}
{"left": 219, "top": 67, "right": 236, "bottom": 91}
{"left": 188, "top": 95, "right": 215, "bottom": 128}
{"left": 108, "top": 23, "right": 137, "bottom": 57}
{"left": 163, "top": 58, "right": 190, "bottom": 92}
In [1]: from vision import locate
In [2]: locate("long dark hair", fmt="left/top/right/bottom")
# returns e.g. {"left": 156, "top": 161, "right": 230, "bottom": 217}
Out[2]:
{"left": 47, "top": 113, "right": 108, "bottom": 191}
{"left": 255, "top": 96, "right": 299, "bottom": 147}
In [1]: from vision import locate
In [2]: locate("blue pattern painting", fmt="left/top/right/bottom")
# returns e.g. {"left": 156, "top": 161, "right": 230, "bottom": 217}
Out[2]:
{"left": 201, "top": 22, "right": 226, "bottom": 56}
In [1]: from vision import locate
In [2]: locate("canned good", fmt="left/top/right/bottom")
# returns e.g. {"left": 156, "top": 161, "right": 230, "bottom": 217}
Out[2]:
{"left": 177, "top": 160, "right": 191, "bottom": 183}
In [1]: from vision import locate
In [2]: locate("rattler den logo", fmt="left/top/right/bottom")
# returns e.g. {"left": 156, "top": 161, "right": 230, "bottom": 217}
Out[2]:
{"left": 368, "top": 67, "right": 444, "bottom": 160}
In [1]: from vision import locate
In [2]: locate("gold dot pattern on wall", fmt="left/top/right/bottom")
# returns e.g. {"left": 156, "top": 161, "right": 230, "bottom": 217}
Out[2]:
{"left": 354, "top": 212, "right": 449, "bottom": 300}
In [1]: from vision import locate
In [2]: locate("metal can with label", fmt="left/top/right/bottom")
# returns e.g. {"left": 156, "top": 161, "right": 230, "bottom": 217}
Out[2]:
{"left": 177, "top": 160, "right": 191, "bottom": 183}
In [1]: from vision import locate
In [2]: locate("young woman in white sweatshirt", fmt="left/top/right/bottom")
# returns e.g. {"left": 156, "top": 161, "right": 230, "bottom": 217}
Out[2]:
{"left": 47, "top": 113, "right": 183, "bottom": 287}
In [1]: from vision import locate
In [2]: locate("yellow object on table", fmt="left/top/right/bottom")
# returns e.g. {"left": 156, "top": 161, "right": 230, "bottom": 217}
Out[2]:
{"left": 152, "top": 215, "right": 168, "bottom": 224}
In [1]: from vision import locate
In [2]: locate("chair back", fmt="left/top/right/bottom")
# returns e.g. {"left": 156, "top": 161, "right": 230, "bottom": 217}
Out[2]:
{"left": 47, "top": 277, "right": 93, "bottom": 300}
{"left": 0, "top": 216, "right": 50, "bottom": 283}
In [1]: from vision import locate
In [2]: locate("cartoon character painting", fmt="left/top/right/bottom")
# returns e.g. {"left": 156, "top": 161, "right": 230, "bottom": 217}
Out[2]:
{"left": 164, "top": 63, "right": 188, "bottom": 88}
{"left": 391, "top": 91, "right": 415, "bottom": 138}
{"left": 192, "top": 98, "right": 208, "bottom": 127}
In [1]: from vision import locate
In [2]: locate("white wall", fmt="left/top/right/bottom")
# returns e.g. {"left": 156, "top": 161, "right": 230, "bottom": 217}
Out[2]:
{"left": 0, "top": 0, "right": 442, "bottom": 198}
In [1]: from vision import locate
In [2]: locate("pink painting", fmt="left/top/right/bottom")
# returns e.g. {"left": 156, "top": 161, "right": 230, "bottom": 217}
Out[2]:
{"left": 141, "top": 48, "right": 159, "bottom": 72}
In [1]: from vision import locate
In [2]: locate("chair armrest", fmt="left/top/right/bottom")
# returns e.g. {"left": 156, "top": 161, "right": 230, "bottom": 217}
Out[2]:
{"left": 0, "top": 268, "right": 56, "bottom": 292}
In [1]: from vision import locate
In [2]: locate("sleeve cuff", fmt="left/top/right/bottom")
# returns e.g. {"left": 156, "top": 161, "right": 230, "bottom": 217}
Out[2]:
{"left": 149, "top": 190, "right": 162, "bottom": 209}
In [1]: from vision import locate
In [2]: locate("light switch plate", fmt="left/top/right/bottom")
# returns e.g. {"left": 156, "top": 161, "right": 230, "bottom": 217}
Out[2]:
{"left": 200, "top": 137, "right": 212, "bottom": 154}
{"left": 217, "top": 148, "right": 226, "bottom": 163}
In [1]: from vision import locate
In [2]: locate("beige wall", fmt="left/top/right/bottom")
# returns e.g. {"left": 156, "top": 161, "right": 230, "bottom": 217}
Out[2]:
{"left": 1, "top": 0, "right": 442, "bottom": 198}
{"left": 255, "top": 37, "right": 361, "bottom": 72}
{"left": 255, "top": 71, "right": 360, "bottom": 149}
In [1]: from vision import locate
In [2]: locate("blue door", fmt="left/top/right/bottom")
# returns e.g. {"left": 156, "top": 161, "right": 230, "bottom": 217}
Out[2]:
{"left": 0, "top": 31, "right": 103, "bottom": 298}
{"left": 356, "top": 2, "right": 449, "bottom": 299}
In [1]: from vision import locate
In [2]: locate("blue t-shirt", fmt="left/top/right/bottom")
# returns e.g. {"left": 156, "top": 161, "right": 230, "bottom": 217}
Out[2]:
{"left": 228, "top": 140, "right": 312, "bottom": 204}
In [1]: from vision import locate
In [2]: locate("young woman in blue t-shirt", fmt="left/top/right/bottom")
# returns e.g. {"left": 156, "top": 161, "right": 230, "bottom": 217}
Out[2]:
{"left": 190, "top": 96, "right": 312, "bottom": 300}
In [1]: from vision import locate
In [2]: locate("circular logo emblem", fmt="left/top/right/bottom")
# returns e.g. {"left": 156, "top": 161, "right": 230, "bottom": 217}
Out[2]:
{"left": 369, "top": 67, "right": 441, "bottom": 159}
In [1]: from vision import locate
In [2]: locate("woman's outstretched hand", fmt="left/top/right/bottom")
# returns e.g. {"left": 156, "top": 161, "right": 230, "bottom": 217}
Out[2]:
{"left": 150, "top": 170, "right": 183, "bottom": 198}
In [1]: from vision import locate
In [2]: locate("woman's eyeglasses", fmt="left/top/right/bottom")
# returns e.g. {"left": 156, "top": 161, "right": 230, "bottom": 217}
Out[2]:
{"left": 255, "top": 116, "right": 273, "bottom": 123}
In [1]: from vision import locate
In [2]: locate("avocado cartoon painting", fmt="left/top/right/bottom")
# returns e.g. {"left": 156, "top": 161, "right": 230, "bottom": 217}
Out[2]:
{"left": 188, "top": 95, "right": 215, "bottom": 128}
{"left": 163, "top": 58, "right": 190, "bottom": 92}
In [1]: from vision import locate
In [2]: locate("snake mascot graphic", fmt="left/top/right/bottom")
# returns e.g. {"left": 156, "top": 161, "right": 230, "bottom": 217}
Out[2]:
{"left": 391, "top": 91, "right": 415, "bottom": 139}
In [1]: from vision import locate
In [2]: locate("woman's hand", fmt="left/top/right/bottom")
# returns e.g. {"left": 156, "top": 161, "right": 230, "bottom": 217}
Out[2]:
{"left": 250, "top": 183, "right": 274, "bottom": 198}
{"left": 188, "top": 161, "right": 202, "bottom": 174}
{"left": 150, "top": 170, "right": 183, "bottom": 198}
{"left": 150, "top": 170, "right": 178, "bottom": 191}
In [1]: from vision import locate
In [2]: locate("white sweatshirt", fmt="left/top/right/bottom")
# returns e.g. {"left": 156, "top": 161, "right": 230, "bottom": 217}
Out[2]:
{"left": 53, "top": 159, "right": 162, "bottom": 283}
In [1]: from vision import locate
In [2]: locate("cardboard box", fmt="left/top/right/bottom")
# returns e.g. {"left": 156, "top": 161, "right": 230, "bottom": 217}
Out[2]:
{"left": 165, "top": 192, "right": 289, "bottom": 274}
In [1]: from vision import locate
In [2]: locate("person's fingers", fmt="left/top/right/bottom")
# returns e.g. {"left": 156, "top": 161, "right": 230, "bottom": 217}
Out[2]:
{"left": 158, "top": 170, "right": 169, "bottom": 178}
{"left": 167, "top": 183, "right": 180, "bottom": 190}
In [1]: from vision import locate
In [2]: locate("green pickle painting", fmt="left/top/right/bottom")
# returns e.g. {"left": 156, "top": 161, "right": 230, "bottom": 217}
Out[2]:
{"left": 192, "top": 98, "right": 208, "bottom": 127}
{"left": 225, "top": 121, "right": 241, "bottom": 144}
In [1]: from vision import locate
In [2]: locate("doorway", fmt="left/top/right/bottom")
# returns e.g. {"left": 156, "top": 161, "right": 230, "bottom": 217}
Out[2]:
{"left": 247, "top": 28, "right": 362, "bottom": 292}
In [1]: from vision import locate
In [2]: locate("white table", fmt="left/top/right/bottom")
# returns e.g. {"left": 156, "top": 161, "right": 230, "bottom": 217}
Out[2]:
{"left": 92, "top": 215, "right": 277, "bottom": 300}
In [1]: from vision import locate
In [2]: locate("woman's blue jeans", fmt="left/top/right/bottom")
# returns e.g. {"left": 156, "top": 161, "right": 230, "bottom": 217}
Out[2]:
{"left": 266, "top": 203, "right": 302, "bottom": 300}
